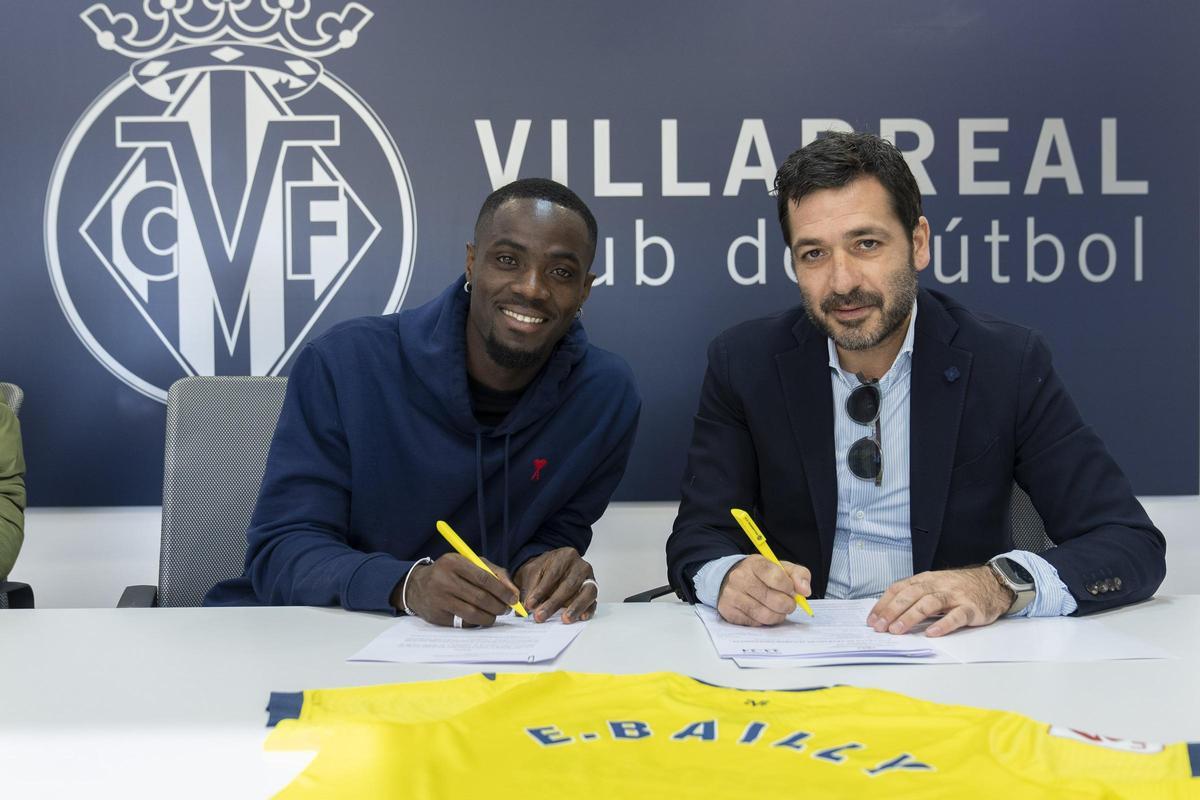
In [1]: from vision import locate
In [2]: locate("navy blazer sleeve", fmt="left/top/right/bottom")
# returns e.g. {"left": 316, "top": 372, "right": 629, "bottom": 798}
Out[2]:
{"left": 1013, "top": 331, "right": 1166, "bottom": 615}
{"left": 666, "top": 335, "right": 760, "bottom": 602}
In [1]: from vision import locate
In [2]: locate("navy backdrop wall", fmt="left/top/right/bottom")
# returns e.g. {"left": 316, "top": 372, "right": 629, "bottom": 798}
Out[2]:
{"left": 0, "top": 1, "right": 1196, "bottom": 505}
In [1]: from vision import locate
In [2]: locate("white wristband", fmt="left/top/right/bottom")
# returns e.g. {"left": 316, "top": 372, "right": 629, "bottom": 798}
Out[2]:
{"left": 401, "top": 557, "right": 434, "bottom": 615}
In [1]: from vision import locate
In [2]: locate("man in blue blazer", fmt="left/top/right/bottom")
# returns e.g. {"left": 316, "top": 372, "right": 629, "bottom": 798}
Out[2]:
{"left": 666, "top": 132, "right": 1165, "bottom": 636}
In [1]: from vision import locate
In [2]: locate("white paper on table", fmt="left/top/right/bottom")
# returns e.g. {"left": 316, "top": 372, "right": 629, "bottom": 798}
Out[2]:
{"left": 733, "top": 651, "right": 962, "bottom": 668}
{"left": 694, "top": 602, "right": 943, "bottom": 660}
{"left": 927, "top": 614, "right": 1173, "bottom": 664}
{"left": 785, "top": 598, "right": 886, "bottom": 628}
{"left": 349, "top": 614, "right": 587, "bottom": 664}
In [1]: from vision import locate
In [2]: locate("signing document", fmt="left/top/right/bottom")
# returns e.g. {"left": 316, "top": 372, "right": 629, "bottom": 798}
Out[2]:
{"left": 696, "top": 599, "right": 955, "bottom": 667}
{"left": 350, "top": 613, "right": 586, "bottom": 664}
{"left": 697, "top": 599, "right": 1171, "bottom": 668}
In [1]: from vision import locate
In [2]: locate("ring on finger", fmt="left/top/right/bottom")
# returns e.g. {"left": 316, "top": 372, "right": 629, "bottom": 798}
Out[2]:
{"left": 581, "top": 578, "right": 599, "bottom": 592}
{"left": 452, "top": 614, "right": 463, "bottom": 629}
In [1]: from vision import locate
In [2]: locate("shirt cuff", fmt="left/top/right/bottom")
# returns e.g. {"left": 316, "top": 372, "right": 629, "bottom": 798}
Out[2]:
{"left": 693, "top": 554, "right": 749, "bottom": 608}
{"left": 998, "top": 549, "right": 1078, "bottom": 617}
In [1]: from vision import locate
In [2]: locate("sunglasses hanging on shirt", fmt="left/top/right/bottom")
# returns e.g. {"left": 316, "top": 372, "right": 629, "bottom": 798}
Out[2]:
{"left": 846, "top": 374, "right": 882, "bottom": 486}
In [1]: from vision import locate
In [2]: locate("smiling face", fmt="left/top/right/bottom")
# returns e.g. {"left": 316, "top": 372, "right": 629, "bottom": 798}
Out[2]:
{"left": 787, "top": 176, "right": 930, "bottom": 356}
{"left": 464, "top": 197, "right": 595, "bottom": 390}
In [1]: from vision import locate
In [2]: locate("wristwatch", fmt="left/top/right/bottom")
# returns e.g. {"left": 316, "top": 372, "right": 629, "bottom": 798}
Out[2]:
{"left": 987, "top": 556, "right": 1036, "bottom": 615}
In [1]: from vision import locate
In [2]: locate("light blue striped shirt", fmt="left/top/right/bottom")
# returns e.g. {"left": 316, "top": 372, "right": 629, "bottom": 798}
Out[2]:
{"left": 694, "top": 304, "right": 1076, "bottom": 618}
{"left": 824, "top": 301, "right": 917, "bottom": 599}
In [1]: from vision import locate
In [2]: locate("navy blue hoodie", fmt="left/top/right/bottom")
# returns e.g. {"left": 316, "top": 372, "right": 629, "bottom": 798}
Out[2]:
{"left": 204, "top": 278, "right": 641, "bottom": 611}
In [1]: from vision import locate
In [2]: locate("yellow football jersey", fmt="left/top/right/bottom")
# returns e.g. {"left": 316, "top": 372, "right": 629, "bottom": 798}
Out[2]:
{"left": 266, "top": 671, "right": 1199, "bottom": 799}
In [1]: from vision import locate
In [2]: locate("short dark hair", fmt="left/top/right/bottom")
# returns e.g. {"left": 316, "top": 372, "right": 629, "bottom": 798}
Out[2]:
{"left": 773, "top": 131, "right": 923, "bottom": 244}
{"left": 474, "top": 178, "right": 598, "bottom": 251}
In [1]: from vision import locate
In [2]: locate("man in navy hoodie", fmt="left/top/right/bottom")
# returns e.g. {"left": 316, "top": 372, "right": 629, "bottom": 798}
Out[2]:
{"left": 205, "top": 179, "right": 641, "bottom": 627}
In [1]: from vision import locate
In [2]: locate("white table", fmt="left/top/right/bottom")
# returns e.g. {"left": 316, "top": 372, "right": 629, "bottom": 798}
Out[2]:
{"left": 2, "top": 598, "right": 1197, "bottom": 798}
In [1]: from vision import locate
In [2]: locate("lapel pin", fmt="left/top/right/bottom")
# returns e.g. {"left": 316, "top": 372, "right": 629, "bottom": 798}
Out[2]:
{"left": 944, "top": 366, "right": 961, "bottom": 383}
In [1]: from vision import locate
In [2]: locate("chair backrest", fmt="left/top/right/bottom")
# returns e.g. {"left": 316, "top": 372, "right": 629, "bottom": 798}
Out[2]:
{"left": 1009, "top": 483, "right": 1053, "bottom": 554}
{"left": 157, "top": 376, "right": 288, "bottom": 607}
{"left": 0, "top": 383, "right": 23, "bottom": 418}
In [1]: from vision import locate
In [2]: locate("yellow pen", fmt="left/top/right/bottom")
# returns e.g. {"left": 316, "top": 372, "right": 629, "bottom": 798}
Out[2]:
{"left": 436, "top": 520, "right": 529, "bottom": 618}
{"left": 730, "top": 508, "right": 814, "bottom": 616}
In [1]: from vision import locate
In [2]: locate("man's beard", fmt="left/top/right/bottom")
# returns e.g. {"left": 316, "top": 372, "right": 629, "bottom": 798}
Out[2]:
{"left": 801, "top": 261, "right": 919, "bottom": 352}
{"left": 484, "top": 332, "right": 551, "bottom": 371}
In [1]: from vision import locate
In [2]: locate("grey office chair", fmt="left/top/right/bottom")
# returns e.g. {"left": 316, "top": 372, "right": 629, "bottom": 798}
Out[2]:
{"left": 119, "top": 376, "right": 288, "bottom": 608}
{"left": 624, "top": 482, "right": 1055, "bottom": 602}
{"left": 0, "top": 382, "right": 32, "bottom": 608}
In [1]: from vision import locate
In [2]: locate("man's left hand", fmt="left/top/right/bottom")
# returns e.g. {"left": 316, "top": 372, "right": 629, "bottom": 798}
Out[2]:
{"left": 513, "top": 547, "right": 597, "bottom": 624}
{"left": 867, "top": 567, "right": 1016, "bottom": 638}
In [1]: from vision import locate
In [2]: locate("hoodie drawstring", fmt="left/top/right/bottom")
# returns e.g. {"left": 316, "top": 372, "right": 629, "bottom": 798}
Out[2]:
{"left": 475, "top": 433, "right": 487, "bottom": 561}
{"left": 473, "top": 432, "right": 514, "bottom": 566}
{"left": 503, "top": 433, "right": 511, "bottom": 566}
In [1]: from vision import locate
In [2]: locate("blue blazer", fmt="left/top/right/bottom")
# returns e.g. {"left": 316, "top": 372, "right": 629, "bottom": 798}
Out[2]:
{"left": 666, "top": 289, "right": 1165, "bottom": 615}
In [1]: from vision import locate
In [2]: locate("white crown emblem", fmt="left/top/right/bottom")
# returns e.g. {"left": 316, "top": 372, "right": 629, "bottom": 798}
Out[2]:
{"left": 84, "top": 0, "right": 372, "bottom": 58}
{"left": 82, "top": 0, "right": 372, "bottom": 99}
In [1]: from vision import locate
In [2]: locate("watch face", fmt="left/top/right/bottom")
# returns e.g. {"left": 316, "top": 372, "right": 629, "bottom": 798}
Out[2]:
{"left": 994, "top": 558, "right": 1034, "bottom": 589}
{"left": 1007, "top": 560, "right": 1034, "bottom": 585}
